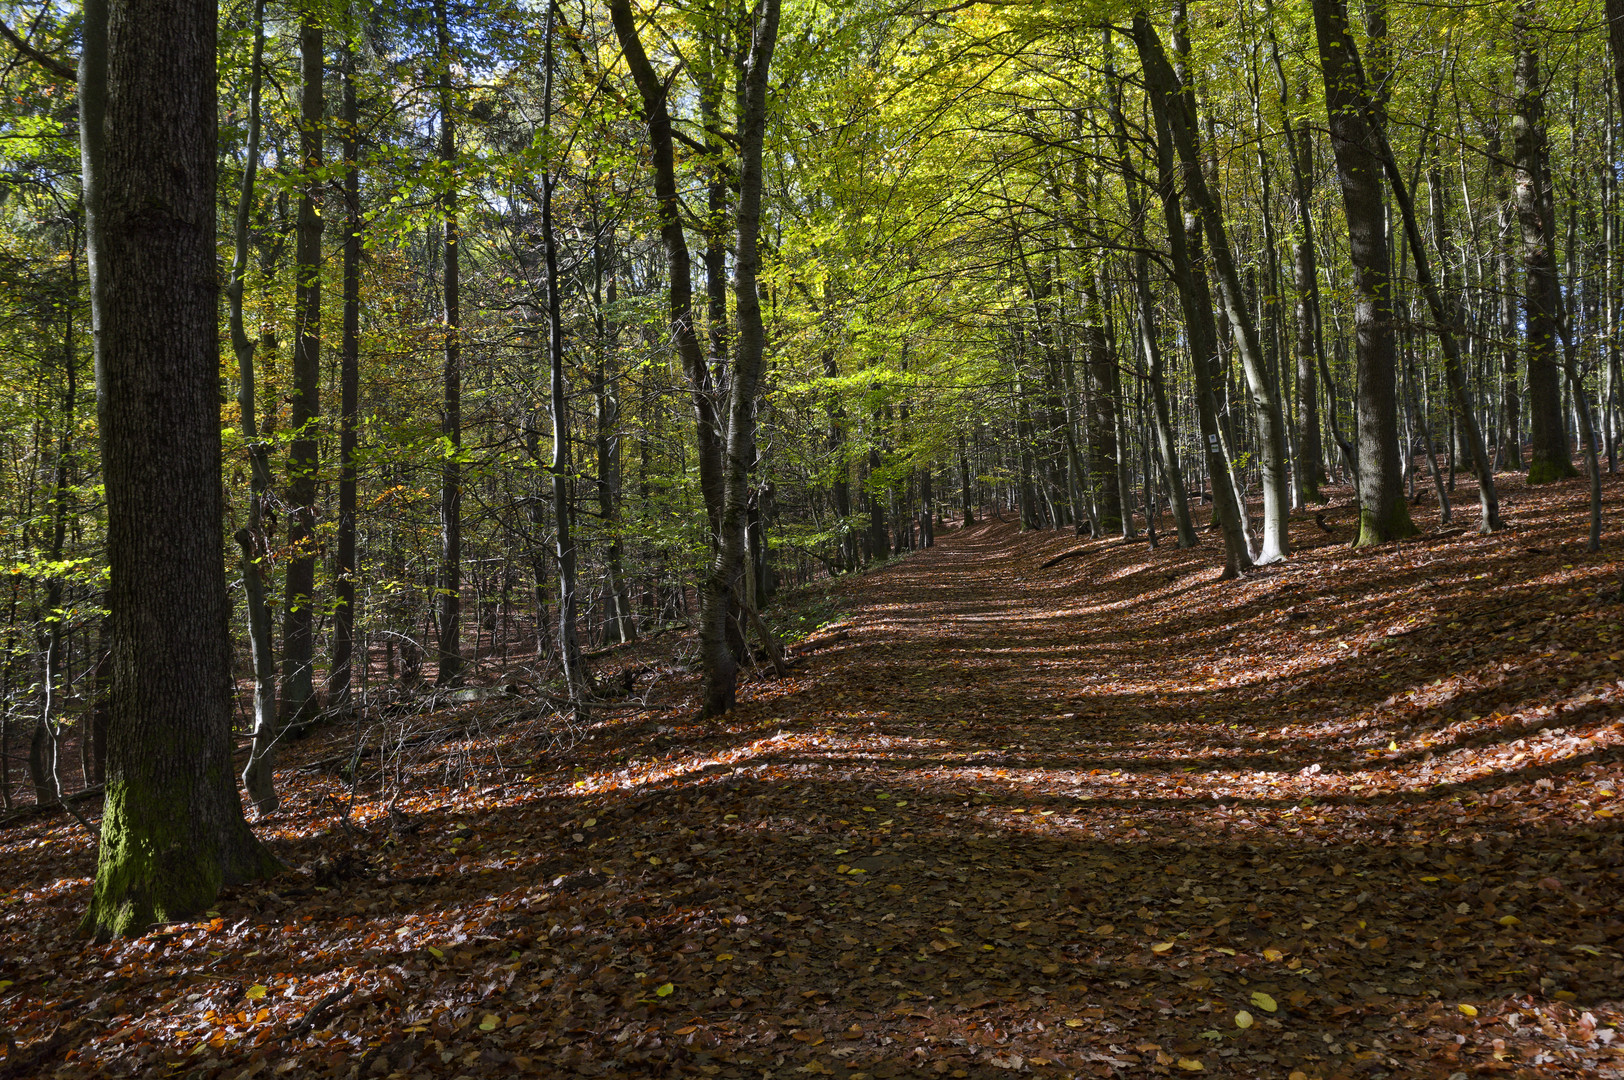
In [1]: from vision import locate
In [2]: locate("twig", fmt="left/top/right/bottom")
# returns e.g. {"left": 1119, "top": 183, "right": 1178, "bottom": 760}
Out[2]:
{"left": 1040, "top": 547, "right": 1090, "bottom": 569}
{"left": 289, "top": 985, "right": 352, "bottom": 1039}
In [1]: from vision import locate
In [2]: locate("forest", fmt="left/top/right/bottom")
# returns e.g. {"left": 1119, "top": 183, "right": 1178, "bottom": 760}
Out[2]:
{"left": 0, "top": 0, "right": 1622, "bottom": 1075}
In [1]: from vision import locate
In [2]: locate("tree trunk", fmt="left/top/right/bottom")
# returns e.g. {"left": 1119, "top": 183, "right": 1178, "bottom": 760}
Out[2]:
{"left": 81, "top": 0, "right": 277, "bottom": 939}
{"left": 1134, "top": 14, "right": 1291, "bottom": 563}
{"left": 699, "top": 0, "right": 781, "bottom": 716}
{"left": 1513, "top": 5, "right": 1576, "bottom": 483}
{"left": 226, "top": 0, "right": 278, "bottom": 810}
{"left": 542, "top": 5, "right": 590, "bottom": 711}
{"left": 1310, "top": 0, "right": 1417, "bottom": 545}
{"left": 1138, "top": 49, "right": 1252, "bottom": 576}
{"left": 280, "top": 11, "right": 323, "bottom": 731}
{"left": 433, "top": 0, "right": 465, "bottom": 685}
{"left": 329, "top": 22, "right": 361, "bottom": 712}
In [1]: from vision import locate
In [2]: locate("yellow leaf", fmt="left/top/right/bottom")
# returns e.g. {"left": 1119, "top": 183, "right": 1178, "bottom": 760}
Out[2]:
{"left": 1063, "top": 1019, "right": 1086, "bottom": 1028}
{"left": 1595, "top": 808, "right": 1614, "bottom": 818}
{"left": 1498, "top": 915, "right": 1520, "bottom": 927}
{"left": 1177, "top": 1058, "right": 1206, "bottom": 1071}
{"left": 1151, "top": 942, "right": 1174, "bottom": 954}
{"left": 1389, "top": 739, "right": 1399, "bottom": 751}
{"left": 1457, "top": 1003, "right": 1478, "bottom": 1017}
{"left": 426, "top": 946, "right": 444, "bottom": 960}
{"left": 1249, "top": 992, "right": 1277, "bottom": 1013}
{"left": 655, "top": 983, "right": 674, "bottom": 997}
{"left": 836, "top": 864, "right": 851, "bottom": 874}
{"left": 716, "top": 954, "right": 734, "bottom": 961}
{"left": 479, "top": 1014, "right": 499, "bottom": 1032}
{"left": 1263, "top": 947, "right": 1283, "bottom": 962}
{"left": 245, "top": 985, "right": 268, "bottom": 1000}
{"left": 1234, "top": 1011, "right": 1253, "bottom": 1029}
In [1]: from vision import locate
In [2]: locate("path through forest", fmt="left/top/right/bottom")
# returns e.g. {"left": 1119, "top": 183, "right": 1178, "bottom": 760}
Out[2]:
{"left": 3, "top": 484, "right": 1623, "bottom": 1079}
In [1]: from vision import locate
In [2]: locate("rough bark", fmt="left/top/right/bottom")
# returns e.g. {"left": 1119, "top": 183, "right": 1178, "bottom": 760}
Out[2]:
{"left": 81, "top": 0, "right": 277, "bottom": 939}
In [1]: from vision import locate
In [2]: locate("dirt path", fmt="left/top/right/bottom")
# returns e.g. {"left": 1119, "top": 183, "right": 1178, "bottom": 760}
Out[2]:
{"left": 3, "top": 487, "right": 1623, "bottom": 1079}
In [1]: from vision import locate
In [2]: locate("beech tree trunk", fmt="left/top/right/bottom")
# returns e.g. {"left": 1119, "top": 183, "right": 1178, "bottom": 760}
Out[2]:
{"left": 229, "top": 0, "right": 277, "bottom": 811}
{"left": 1134, "top": 14, "right": 1291, "bottom": 563}
{"left": 1310, "top": 0, "right": 1417, "bottom": 545}
{"left": 434, "top": 0, "right": 465, "bottom": 686}
{"left": 1513, "top": 5, "right": 1577, "bottom": 483}
{"left": 81, "top": 0, "right": 277, "bottom": 940}
{"left": 280, "top": 10, "right": 323, "bottom": 729}
{"left": 1143, "top": 71, "right": 1253, "bottom": 577}
{"left": 329, "top": 22, "right": 361, "bottom": 710}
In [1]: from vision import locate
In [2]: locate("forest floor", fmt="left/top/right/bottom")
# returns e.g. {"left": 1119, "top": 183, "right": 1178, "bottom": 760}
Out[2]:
{"left": 3, "top": 471, "right": 1624, "bottom": 1080}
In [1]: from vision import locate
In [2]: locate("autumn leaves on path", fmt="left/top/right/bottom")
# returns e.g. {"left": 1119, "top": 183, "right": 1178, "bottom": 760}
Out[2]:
{"left": 3, "top": 483, "right": 1624, "bottom": 1079}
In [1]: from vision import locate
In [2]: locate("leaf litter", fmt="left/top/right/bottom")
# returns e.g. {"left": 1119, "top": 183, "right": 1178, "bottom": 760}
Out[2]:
{"left": 2, "top": 473, "right": 1622, "bottom": 1078}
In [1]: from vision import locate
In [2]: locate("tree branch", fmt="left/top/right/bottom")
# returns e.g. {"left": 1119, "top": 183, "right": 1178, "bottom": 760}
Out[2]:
{"left": 0, "top": 19, "right": 75, "bottom": 82}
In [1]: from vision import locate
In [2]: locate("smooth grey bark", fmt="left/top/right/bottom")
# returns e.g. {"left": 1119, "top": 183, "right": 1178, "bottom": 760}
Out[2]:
{"left": 1144, "top": 73, "right": 1253, "bottom": 577}
{"left": 1309, "top": 0, "right": 1417, "bottom": 545}
{"left": 280, "top": 10, "right": 323, "bottom": 729}
{"left": 433, "top": 0, "right": 465, "bottom": 685}
{"left": 1105, "top": 56, "right": 1196, "bottom": 547}
{"left": 329, "top": 21, "right": 361, "bottom": 710}
{"left": 81, "top": 0, "right": 277, "bottom": 939}
{"left": 592, "top": 230, "right": 634, "bottom": 644}
{"left": 228, "top": 0, "right": 278, "bottom": 811}
{"left": 542, "top": 2, "right": 590, "bottom": 711}
{"left": 1512, "top": 5, "right": 1576, "bottom": 483}
{"left": 1133, "top": 14, "right": 1291, "bottom": 563}
{"left": 608, "top": 0, "right": 733, "bottom": 712}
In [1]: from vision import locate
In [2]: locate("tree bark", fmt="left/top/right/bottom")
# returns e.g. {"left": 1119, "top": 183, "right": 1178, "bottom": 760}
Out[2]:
{"left": 699, "top": 0, "right": 781, "bottom": 716}
{"left": 1143, "top": 69, "right": 1253, "bottom": 577}
{"left": 280, "top": 10, "right": 323, "bottom": 729}
{"left": 433, "top": 0, "right": 465, "bottom": 685}
{"left": 1134, "top": 14, "right": 1292, "bottom": 563}
{"left": 329, "top": 18, "right": 361, "bottom": 710}
{"left": 1513, "top": 4, "right": 1576, "bottom": 483}
{"left": 1310, "top": 0, "right": 1417, "bottom": 545}
{"left": 228, "top": 0, "right": 278, "bottom": 812}
{"left": 81, "top": 0, "right": 277, "bottom": 939}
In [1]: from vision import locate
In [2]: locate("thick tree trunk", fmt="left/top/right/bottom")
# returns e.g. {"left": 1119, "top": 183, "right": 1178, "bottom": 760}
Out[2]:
{"left": 1143, "top": 76, "right": 1253, "bottom": 577}
{"left": 699, "top": 0, "right": 781, "bottom": 716}
{"left": 81, "top": 0, "right": 277, "bottom": 939}
{"left": 281, "top": 12, "right": 323, "bottom": 730}
{"left": 1513, "top": 6, "right": 1576, "bottom": 483}
{"left": 1310, "top": 0, "right": 1416, "bottom": 545}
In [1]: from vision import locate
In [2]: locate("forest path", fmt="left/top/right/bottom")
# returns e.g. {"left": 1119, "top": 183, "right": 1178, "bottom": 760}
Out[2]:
{"left": 3, "top": 484, "right": 1623, "bottom": 1079}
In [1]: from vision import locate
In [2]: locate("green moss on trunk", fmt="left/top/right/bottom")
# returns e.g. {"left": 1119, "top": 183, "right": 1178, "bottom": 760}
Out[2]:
{"left": 1526, "top": 455, "right": 1578, "bottom": 484}
{"left": 79, "top": 777, "right": 279, "bottom": 941}
{"left": 1354, "top": 497, "right": 1418, "bottom": 547}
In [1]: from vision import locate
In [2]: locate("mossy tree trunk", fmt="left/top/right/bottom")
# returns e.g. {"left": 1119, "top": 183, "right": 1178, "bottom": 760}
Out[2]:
{"left": 81, "top": 0, "right": 277, "bottom": 941}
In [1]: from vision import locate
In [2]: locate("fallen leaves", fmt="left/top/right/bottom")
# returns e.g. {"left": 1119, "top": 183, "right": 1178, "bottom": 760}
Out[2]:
{"left": 3, "top": 483, "right": 1624, "bottom": 1078}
